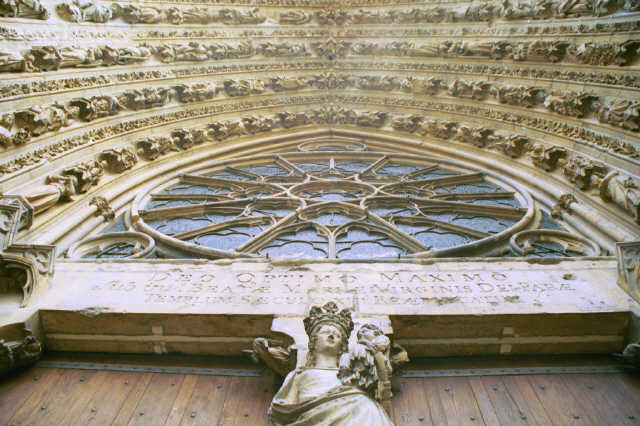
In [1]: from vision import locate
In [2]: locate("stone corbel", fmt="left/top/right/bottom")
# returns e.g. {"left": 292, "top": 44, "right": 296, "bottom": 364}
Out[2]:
{"left": 616, "top": 241, "right": 640, "bottom": 303}
{"left": 0, "top": 323, "right": 43, "bottom": 376}
{"left": 1, "top": 244, "right": 55, "bottom": 307}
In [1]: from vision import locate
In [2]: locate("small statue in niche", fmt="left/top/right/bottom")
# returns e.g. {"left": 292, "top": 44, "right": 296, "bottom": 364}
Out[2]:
{"left": 267, "top": 302, "right": 407, "bottom": 425}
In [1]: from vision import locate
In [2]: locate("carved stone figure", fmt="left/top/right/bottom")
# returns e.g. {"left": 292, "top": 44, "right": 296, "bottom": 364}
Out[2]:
{"left": 448, "top": 79, "right": 491, "bottom": 100}
{"left": 223, "top": 79, "right": 265, "bottom": 97}
{"left": 556, "top": 0, "right": 593, "bottom": 17}
{"left": 551, "top": 193, "right": 577, "bottom": 218}
{"left": 0, "top": 0, "right": 49, "bottom": 19}
{"left": 58, "top": 46, "right": 104, "bottom": 68}
{"left": 417, "top": 119, "right": 456, "bottom": 139}
{"left": 595, "top": 99, "right": 640, "bottom": 131}
{"left": 24, "top": 160, "right": 103, "bottom": 214}
{"left": 278, "top": 112, "right": 311, "bottom": 129}
{"left": 314, "top": 9, "right": 348, "bottom": 25}
{"left": 98, "top": 147, "right": 137, "bottom": 174}
{"left": 510, "top": 40, "right": 566, "bottom": 62}
{"left": 402, "top": 77, "right": 442, "bottom": 95}
{"left": 600, "top": 171, "right": 640, "bottom": 223}
{"left": 268, "top": 302, "right": 398, "bottom": 425}
{"left": 268, "top": 76, "right": 309, "bottom": 91}
{"left": 530, "top": 144, "right": 567, "bottom": 171}
{"left": 208, "top": 120, "right": 247, "bottom": 141}
{"left": 621, "top": 342, "right": 640, "bottom": 367}
{"left": 624, "top": 0, "right": 640, "bottom": 11}
{"left": 543, "top": 91, "right": 594, "bottom": 117}
{"left": 491, "top": 85, "right": 542, "bottom": 108}
{"left": 90, "top": 196, "right": 114, "bottom": 221}
{"left": 563, "top": 156, "right": 606, "bottom": 190}
{"left": 493, "top": 134, "right": 530, "bottom": 158}
{"left": 242, "top": 115, "right": 277, "bottom": 134}
{"left": 116, "top": 4, "right": 164, "bottom": 24}
{"left": 118, "top": 87, "right": 170, "bottom": 110}
{"left": 455, "top": 126, "right": 494, "bottom": 147}
{"left": 218, "top": 7, "right": 265, "bottom": 25}
{"left": 23, "top": 46, "right": 63, "bottom": 71}
{"left": 173, "top": 83, "right": 215, "bottom": 103}
{"left": 391, "top": 115, "right": 423, "bottom": 133}
{"left": 70, "top": 95, "right": 123, "bottom": 121}
{"left": 102, "top": 46, "right": 151, "bottom": 65}
{"left": 171, "top": 129, "right": 195, "bottom": 150}
{"left": 312, "top": 40, "right": 351, "bottom": 59}
{"left": 136, "top": 136, "right": 177, "bottom": 161}
{"left": 566, "top": 41, "right": 637, "bottom": 66}
{"left": 260, "top": 42, "right": 308, "bottom": 58}
{"left": 500, "top": 0, "right": 551, "bottom": 19}
{"left": 0, "top": 329, "right": 42, "bottom": 375}
{"left": 0, "top": 51, "right": 28, "bottom": 73}
{"left": 56, "top": 0, "right": 112, "bottom": 22}
{"left": 14, "top": 103, "right": 71, "bottom": 138}
{"left": 356, "top": 111, "right": 387, "bottom": 128}
{"left": 279, "top": 10, "right": 312, "bottom": 24}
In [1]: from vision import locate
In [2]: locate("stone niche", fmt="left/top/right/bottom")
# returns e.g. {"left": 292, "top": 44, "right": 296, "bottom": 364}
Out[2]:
{"left": 38, "top": 257, "right": 632, "bottom": 357}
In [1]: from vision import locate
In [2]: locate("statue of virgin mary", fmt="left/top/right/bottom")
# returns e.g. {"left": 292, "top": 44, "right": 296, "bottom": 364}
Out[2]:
{"left": 268, "top": 302, "right": 395, "bottom": 426}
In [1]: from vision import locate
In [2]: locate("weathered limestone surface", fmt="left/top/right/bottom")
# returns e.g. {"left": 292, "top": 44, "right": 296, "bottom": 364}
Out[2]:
{"left": 34, "top": 258, "right": 633, "bottom": 356}
{"left": 45, "top": 259, "right": 629, "bottom": 316}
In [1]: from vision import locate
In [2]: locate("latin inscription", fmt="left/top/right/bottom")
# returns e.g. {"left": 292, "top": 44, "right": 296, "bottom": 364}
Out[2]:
{"left": 58, "top": 264, "right": 617, "bottom": 315}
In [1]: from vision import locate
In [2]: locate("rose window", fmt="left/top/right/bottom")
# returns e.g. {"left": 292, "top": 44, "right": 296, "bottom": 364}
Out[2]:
{"left": 122, "top": 147, "right": 557, "bottom": 260}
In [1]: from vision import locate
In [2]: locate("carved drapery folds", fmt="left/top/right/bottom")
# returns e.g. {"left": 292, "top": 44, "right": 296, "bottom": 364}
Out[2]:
{"left": 20, "top": 160, "right": 103, "bottom": 215}
{"left": 249, "top": 303, "right": 407, "bottom": 424}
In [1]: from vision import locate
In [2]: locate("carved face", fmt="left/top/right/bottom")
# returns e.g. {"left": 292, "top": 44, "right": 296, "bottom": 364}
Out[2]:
{"left": 357, "top": 325, "right": 390, "bottom": 352}
{"left": 314, "top": 324, "right": 344, "bottom": 356}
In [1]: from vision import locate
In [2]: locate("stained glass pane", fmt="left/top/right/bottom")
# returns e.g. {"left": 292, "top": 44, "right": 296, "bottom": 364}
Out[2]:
{"left": 147, "top": 215, "right": 230, "bottom": 235}
{"left": 207, "top": 170, "right": 255, "bottom": 181}
{"left": 334, "top": 161, "right": 371, "bottom": 173}
{"left": 396, "top": 223, "right": 475, "bottom": 249}
{"left": 292, "top": 162, "right": 329, "bottom": 173}
{"left": 539, "top": 211, "right": 567, "bottom": 231}
{"left": 86, "top": 243, "right": 135, "bottom": 259}
{"left": 409, "top": 168, "right": 459, "bottom": 180}
{"left": 257, "top": 227, "right": 328, "bottom": 258}
{"left": 104, "top": 215, "right": 127, "bottom": 233}
{"left": 524, "top": 242, "right": 584, "bottom": 258}
{"left": 146, "top": 199, "right": 207, "bottom": 209}
{"left": 374, "top": 163, "right": 422, "bottom": 176}
{"left": 336, "top": 227, "right": 408, "bottom": 259}
{"left": 310, "top": 213, "right": 353, "bottom": 226}
{"left": 240, "top": 163, "right": 289, "bottom": 177}
{"left": 435, "top": 182, "right": 502, "bottom": 194}
{"left": 469, "top": 198, "right": 521, "bottom": 208}
{"left": 189, "top": 225, "right": 267, "bottom": 250}
{"left": 165, "top": 184, "right": 230, "bottom": 195}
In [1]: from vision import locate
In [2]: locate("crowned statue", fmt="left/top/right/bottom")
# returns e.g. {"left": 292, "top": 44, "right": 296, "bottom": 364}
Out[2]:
{"left": 250, "top": 302, "right": 407, "bottom": 426}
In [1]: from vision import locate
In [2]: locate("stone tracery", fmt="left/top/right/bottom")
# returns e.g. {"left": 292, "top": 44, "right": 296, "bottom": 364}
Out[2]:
{"left": 0, "top": 0, "right": 638, "bottom": 387}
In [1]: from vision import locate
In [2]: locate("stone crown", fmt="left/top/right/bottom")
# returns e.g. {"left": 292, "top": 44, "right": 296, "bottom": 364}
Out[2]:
{"left": 304, "top": 301, "right": 354, "bottom": 339}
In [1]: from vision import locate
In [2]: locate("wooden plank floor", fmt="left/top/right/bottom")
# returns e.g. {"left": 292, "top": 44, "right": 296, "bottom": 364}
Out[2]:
{"left": 2, "top": 366, "right": 640, "bottom": 425}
